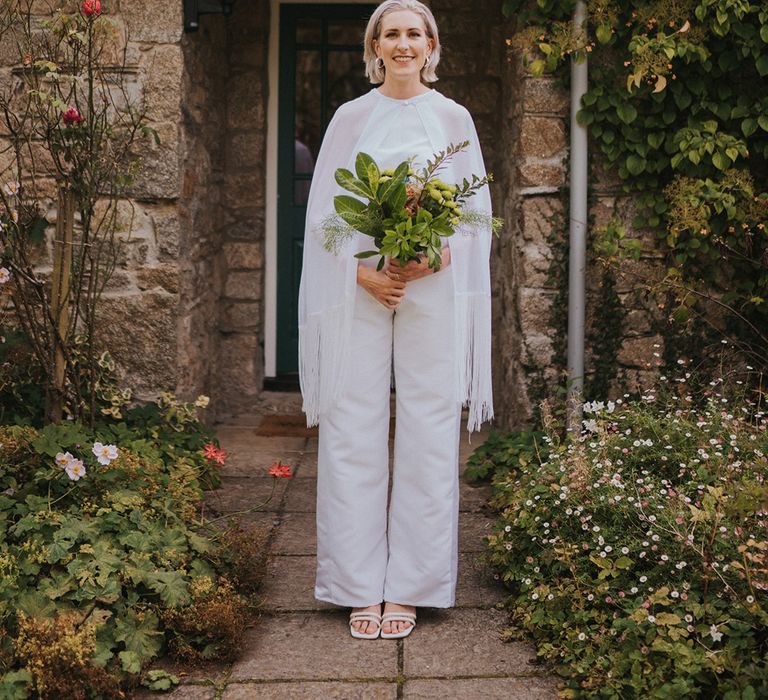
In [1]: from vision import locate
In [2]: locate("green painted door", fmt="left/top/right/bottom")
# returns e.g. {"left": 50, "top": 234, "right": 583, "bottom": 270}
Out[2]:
{"left": 276, "top": 3, "right": 376, "bottom": 375}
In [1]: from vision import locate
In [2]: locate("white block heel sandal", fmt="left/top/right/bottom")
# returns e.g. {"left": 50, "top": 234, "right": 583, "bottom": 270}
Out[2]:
{"left": 349, "top": 611, "right": 382, "bottom": 639}
{"left": 380, "top": 612, "right": 416, "bottom": 639}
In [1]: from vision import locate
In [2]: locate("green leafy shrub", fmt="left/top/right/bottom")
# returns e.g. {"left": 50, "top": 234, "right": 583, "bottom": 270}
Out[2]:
{"left": 504, "top": 0, "right": 768, "bottom": 365}
{"left": 464, "top": 428, "right": 548, "bottom": 482}
{"left": 161, "top": 577, "right": 251, "bottom": 663}
{"left": 484, "top": 382, "right": 768, "bottom": 698}
{"left": 14, "top": 612, "right": 123, "bottom": 699}
{"left": 0, "top": 417, "right": 275, "bottom": 696}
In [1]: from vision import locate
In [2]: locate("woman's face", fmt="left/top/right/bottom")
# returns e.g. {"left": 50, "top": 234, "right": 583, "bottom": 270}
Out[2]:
{"left": 373, "top": 9, "right": 433, "bottom": 82}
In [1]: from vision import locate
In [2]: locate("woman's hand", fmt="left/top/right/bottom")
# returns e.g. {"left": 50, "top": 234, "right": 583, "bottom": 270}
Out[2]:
{"left": 357, "top": 263, "right": 405, "bottom": 309}
{"left": 385, "top": 247, "right": 451, "bottom": 283}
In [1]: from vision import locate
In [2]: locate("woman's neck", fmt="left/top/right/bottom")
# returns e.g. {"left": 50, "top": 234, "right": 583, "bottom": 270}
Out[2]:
{"left": 376, "top": 77, "right": 431, "bottom": 100}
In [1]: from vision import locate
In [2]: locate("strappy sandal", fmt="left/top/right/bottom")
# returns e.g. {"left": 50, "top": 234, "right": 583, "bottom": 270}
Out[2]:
{"left": 349, "top": 611, "right": 382, "bottom": 639}
{"left": 380, "top": 611, "right": 416, "bottom": 639}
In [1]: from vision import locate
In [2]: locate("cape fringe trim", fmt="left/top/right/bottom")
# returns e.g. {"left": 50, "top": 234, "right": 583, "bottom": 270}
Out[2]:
{"left": 455, "top": 291, "right": 494, "bottom": 432}
{"left": 299, "top": 303, "right": 352, "bottom": 428}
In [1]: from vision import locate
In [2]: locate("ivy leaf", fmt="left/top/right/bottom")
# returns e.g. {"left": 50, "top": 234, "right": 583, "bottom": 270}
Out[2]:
{"left": 596, "top": 24, "right": 612, "bottom": 44}
{"left": 757, "top": 54, "right": 768, "bottom": 77}
{"left": 761, "top": 24, "right": 768, "bottom": 43}
{"left": 712, "top": 151, "right": 730, "bottom": 170}
{"left": 530, "top": 59, "right": 546, "bottom": 77}
{"left": 758, "top": 115, "right": 768, "bottom": 132}
{"left": 617, "top": 102, "right": 638, "bottom": 125}
{"left": 626, "top": 154, "right": 646, "bottom": 176}
{"left": 742, "top": 118, "right": 758, "bottom": 137}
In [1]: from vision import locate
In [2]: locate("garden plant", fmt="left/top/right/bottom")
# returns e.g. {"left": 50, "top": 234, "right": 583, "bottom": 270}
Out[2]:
{"left": 476, "top": 2, "right": 768, "bottom": 695}
{"left": 483, "top": 370, "right": 767, "bottom": 697}
{"left": 506, "top": 0, "right": 768, "bottom": 367}
{"left": 0, "top": 2, "right": 290, "bottom": 696}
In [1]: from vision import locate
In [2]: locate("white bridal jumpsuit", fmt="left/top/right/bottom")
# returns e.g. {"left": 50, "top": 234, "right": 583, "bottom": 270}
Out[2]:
{"left": 298, "top": 88, "right": 493, "bottom": 608}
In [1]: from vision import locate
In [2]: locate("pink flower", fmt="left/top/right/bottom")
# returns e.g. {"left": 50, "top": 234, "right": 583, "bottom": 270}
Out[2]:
{"left": 62, "top": 107, "right": 85, "bottom": 127}
{"left": 65, "top": 459, "right": 86, "bottom": 481}
{"left": 81, "top": 0, "right": 101, "bottom": 16}
{"left": 268, "top": 461, "right": 293, "bottom": 478}
{"left": 203, "top": 442, "right": 227, "bottom": 466}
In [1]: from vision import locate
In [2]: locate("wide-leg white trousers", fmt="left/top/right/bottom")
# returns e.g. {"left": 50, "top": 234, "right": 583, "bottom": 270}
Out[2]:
{"left": 315, "top": 267, "right": 462, "bottom": 608}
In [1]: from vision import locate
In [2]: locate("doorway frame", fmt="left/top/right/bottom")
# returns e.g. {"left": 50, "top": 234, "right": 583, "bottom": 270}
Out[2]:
{"left": 264, "top": 0, "right": 374, "bottom": 379}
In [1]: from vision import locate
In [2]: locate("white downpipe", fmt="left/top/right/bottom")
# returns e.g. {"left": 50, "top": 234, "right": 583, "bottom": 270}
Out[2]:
{"left": 566, "top": 0, "right": 588, "bottom": 435}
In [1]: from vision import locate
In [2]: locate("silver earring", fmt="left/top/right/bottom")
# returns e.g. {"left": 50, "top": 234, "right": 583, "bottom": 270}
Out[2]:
{"left": 376, "top": 56, "right": 385, "bottom": 70}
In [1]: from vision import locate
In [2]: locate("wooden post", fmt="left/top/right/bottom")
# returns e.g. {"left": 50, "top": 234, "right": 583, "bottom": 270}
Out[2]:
{"left": 48, "top": 184, "right": 74, "bottom": 423}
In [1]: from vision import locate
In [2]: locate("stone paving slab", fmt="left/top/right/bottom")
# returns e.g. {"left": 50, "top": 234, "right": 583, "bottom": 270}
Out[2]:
{"left": 272, "top": 512, "right": 316, "bottom": 555}
{"left": 215, "top": 431, "right": 308, "bottom": 453}
{"left": 402, "top": 677, "right": 558, "bottom": 699}
{"left": 403, "top": 608, "right": 538, "bottom": 678}
{"left": 458, "top": 512, "right": 494, "bottom": 552}
{"left": 203, "top": 477, "right": 289, "bottom": 515}
{"left": 282, "top": 478, "right": 317, "bottom": 513}
{"left": 222, "top": 681, "right": 398, "bottom": 699}
{"left": 218, "top": 451, "right": 304, "bottom": 478}
{"left": 132, "top": 684, "right": 216, "bottom": 699}
{"left": 293, "top": 451, "right": 318, "bottom": 478}
{"left": 192, "top": 411, "right": 556, "bottom": 698}
{"left": 260, "top": 555, "right": 333, "bottom": 611}
{"left": 459, "top": 479, "right": 492, "bottom": 512}
{"left": 271, "top": 512, "right": 492, "bottom": 557}
{"left": 454, "top": 552, "right": 507, "bottom": 608}
{"left": 229, "top": 612, "right": 398, "bottom": 681}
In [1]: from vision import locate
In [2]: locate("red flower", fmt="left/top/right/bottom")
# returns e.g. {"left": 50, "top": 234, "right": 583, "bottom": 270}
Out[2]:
{"left": 202, "top": 442, "right": 227, "bottom": 466}
{"left": 81, "top": 0, "right": 101, "bottom": 17}
{"left": 62, "top": 107, "right": 85, "bottom": 127}
{"left": 268, "top": 462, "right": 292, "bottom": 478}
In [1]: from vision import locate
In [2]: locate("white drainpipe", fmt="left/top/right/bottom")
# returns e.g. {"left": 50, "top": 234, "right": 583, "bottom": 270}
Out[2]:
{"left": 566, "top": 0, "right": 589, "bottom": 435}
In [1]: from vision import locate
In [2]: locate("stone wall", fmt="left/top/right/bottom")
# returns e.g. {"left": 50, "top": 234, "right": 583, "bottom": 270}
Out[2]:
{"left": 0, "top": 0, "right": 666, "bottom": 426}
{"left": 0, "top": 1, "right": 188, "bottom": 400}
{"left": 214, "top": 0, "right": 271, "bottom": 416}
{"left": 178, "top": 13, "right": 229, "bottom": 404}
{"left": 494, "top": 48, "right": 666, "bottom": 428}
{"left": 106, "top": 0, "right": 186, "bottom": 398}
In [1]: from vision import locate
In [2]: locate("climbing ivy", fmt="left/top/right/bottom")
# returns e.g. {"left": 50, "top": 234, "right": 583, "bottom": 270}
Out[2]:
{"left": 504, "top": 0, "right": 768, "bottom": 365}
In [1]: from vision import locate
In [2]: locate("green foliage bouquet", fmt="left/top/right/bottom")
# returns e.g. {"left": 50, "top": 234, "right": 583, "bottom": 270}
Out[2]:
{"left": 322, "top": 141, "right": 501, "bottom": 271}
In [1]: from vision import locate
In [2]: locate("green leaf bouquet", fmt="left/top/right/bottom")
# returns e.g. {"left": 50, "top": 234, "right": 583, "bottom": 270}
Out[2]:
{"left": 322, "top": 141, "right": 501, "bottom": 271}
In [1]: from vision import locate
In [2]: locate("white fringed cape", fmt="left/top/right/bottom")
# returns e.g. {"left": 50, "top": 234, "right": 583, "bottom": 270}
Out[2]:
{"left": 298, "top": 88, "right": 494, "bottom": 432}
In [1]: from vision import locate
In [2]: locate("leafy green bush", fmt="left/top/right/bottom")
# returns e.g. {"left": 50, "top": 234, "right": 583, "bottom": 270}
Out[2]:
{"left": 504, "top": 0, "right": 768, "bottom": 366}
{"left": 484, "top": 384, "right": 768, "bottom": 698}
{"left": 0, "top": 413, "right": 275, "bottom": 697}
{"left": 464, "top": 428, "right": 548, "bottom": 482}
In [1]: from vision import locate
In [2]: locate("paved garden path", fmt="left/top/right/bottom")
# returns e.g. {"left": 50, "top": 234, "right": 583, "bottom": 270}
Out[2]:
{"left": 140, "top": 394, "right": 558, "bottom": 699}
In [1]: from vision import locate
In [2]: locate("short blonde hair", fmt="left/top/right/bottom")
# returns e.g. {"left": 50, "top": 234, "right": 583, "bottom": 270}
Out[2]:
{"left": 363, "top": 0, "right": 440, "bottom": 85}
